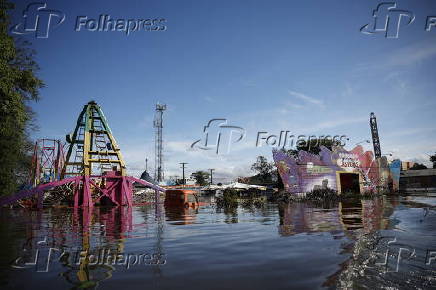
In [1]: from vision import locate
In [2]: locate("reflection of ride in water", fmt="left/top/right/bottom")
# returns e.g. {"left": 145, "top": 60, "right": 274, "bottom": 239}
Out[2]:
{"left": 11, "top": 207, "right": 133, "bottom": 288}
{"left": 61, "top": 229, "right": 117, "bottom": 289}
{"left": 62, "top": 207, "right": 131, "bottom": 288}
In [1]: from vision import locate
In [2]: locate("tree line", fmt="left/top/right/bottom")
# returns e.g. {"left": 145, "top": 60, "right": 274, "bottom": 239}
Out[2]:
{"left": 0, "top": 0, "right": 43, "bottom": 196}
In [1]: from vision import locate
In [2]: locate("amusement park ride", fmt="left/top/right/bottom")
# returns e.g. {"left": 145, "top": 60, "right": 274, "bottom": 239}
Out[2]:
{"left": 29, "top": 138, "right": 65, "bottom": 187}
{"left": 0, "top": 101, "right": 165, "bottom": 209}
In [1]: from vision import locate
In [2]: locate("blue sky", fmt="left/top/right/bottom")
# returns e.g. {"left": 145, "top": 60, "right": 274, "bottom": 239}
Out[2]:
{"left": 10, "top": 0, "right": 436, "bottom": 182}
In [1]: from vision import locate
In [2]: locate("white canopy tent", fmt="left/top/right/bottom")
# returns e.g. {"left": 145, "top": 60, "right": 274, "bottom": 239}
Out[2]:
{"left": 202, "top": 182, "right": 267, "bottom": 191}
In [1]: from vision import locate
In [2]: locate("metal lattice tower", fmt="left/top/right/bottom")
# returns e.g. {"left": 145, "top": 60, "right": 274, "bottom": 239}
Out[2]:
{"left": 29, "top": 139, "right": 65, "bottom": 186}
{"left": 370, "top": 112, "right": 381, "bottom": 159}
{"left": 154, "top": 103, "right": 166, "bottom": 182}
{"left": 61, "top": 101, "right": 127, "bottom": 178}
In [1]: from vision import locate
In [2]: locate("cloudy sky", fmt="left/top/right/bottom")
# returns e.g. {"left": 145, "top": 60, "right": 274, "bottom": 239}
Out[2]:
{"left": 10, "top": 0, "right": 436, "bottom": 182}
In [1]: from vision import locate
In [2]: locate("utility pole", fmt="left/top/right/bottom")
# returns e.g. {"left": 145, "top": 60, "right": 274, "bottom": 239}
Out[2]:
{"left": 180, "top": 162, "right": 188, "bottom": 185}
{"left": 209, "top": 168, "right": 215, "bottom": 185}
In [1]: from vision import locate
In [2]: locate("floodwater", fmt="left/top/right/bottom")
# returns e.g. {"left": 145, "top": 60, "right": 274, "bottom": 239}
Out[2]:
{"left": 0, "top": 194, "right": 435, "bottom": 289}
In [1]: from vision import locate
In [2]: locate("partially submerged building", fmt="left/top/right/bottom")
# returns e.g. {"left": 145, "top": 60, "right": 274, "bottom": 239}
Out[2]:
{"left": 273, "top": 145, "right": 401, "bottom": 195}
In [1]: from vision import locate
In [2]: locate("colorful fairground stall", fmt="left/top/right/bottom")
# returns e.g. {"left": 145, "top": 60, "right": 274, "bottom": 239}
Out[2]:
{"left": 273, "top": 145, "right": 401, "bottom": 195}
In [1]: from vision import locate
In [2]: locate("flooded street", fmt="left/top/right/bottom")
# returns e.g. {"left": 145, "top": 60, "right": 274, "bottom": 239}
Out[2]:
{"left": 1, "top": 194, "right": 435, "bottom": 289}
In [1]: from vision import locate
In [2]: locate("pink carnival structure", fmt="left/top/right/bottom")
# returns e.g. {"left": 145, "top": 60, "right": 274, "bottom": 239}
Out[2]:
{"left": 0, "top": 101, "right": 165, "bottom": 209}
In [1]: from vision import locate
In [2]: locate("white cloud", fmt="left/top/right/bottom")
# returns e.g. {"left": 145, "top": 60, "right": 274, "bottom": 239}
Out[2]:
{"left": 386, "top": 40, "right": 436, "bottom": 67}
{"left": 383, "top": 141, "right": 436, "bottom": 167}
{"left": 166, "top": 141, "right": 192, "bottom": 153}
{"left": 278, "top": 102, "right": 305, "bottom": 114}
{"left": 288, "top": 90, "right": 324, "bottom": 107}
{"left": 203, "top": 96, "right": 215, "bottom": 103}
{"left": 354, "top": 39, "right": 436, "bottom": 74}
{"left": 385, "top": 127, "right": 436, "bottom": 138}
{"left": 341, "top": 83, "right": 354, "bottom": 98}
{"left": 312, "top": 116, "right": 367, "bottom": 130}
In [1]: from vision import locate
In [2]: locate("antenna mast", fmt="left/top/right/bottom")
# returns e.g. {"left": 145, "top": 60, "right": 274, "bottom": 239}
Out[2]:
{"left": 154, "top": 103, "right": 166, "bottom": 182}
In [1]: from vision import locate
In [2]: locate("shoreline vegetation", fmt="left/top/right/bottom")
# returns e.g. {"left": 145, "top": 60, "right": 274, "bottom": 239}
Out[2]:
{"left": 215, "top": 188, "right": 389, "bottom": 209}
{"left": 273, "top": 189, "right": 384, "bottom": 203}
{"left": 0, "top": 0, "right": 44, "bottom": 197}
{"left": 215, "top": 189, "right": 266, "bottom": 209}
{"left": 6, "top": 187, "right": 396, "bottom": 209}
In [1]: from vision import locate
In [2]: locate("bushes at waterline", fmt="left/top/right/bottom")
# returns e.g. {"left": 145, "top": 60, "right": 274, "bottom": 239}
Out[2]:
{"left": 305, "top": 188, "right": 339, "bottom": 201}
{"left": 216, "top": 189, "right": 239, "bottom": 208}
{"left": 274, "top": 188, "right": 382, "bottom": 203}
{"left": 215, "top": 188, "right": 266, "bottom": 208}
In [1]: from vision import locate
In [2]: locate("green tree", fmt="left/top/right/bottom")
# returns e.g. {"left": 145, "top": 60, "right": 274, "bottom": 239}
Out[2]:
{"left": 430, "top": 153, "right": 436, "bottom": 169}
{"left": 0, "top": 0, "right": 44, "bottom": 196}
{"left": 191, "top": 171, "right": 210, "bottom": 186}
{"left": 250, "top": 156, "right": 274, "bottom": 183}
{"left": 283, "top": 137, "right": 341, "bottom": 157}
{"left": 410, "top": 163, "right": 427, "bottom": 170}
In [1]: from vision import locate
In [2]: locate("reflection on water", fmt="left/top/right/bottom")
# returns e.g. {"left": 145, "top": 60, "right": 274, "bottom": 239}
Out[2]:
{"left": 65, "top": 207, "right": 133, "bottom": 288}
{"left": 0, "top": 195, "right": 435, "bottom": 289}
{"left": 165, "top": 207, "right": 198, "bottom": 225}
{"left": 278, "top": 198, "right": 397, "bottom": 236}
{"left": 3, "top": 207, "right": 137, "bottom": 288}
